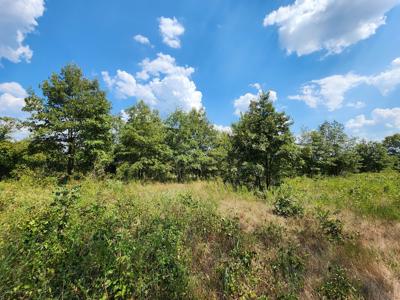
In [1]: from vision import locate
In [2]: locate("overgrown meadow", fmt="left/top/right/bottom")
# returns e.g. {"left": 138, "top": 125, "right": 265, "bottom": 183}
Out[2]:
{"left": 0, "top": 171, "right": 399, "bottom": 299}
{"left": 1, "top": 64, "right": 400, "bottom": 299}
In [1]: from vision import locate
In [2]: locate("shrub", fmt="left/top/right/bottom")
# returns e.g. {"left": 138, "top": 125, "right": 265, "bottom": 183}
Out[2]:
{"left": 0, "top": 187, "right": 193, "bottom": 299}
{"left": 317, "top": 209, "right": 345, "bottom": 242}
{"left": 273, "top": 195, "right": 304, "bottom": 218}
{"left": 271, "top": 244, "right": 305, "bottom": 297}
{"left": 317, "top": 265, "right": 358, "bottom": 299}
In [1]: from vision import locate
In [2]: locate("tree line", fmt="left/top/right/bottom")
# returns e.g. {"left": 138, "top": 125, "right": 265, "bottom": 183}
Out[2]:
{"left": 1, "top": 64, "right": 399, "bottom": 189}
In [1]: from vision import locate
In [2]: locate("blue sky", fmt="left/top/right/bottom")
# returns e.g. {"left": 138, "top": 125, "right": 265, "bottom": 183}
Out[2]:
{"left": 1, "top": 0, "right": 400, "bottom": 140}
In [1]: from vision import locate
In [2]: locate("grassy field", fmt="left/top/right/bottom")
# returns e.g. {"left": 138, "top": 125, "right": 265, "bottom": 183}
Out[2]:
{"left": 0, "top": 172, "right": 399, "bottom": 299}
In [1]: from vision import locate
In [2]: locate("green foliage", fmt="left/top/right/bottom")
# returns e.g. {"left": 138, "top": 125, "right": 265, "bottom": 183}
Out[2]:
{"left": 316, "top": 209, "right": 345, "bottom": 242}
{"left": 0, "top": 140, "right": 29, "bottom": 179}
{"left": 356, "top": 140, "right": 390, "bottom": 172}
{"left": 0, "top": 186, "right": 191, "bottom": 298}
{"left": 23, "top": 64, "right": 113, "bottom": 176}
{"left": 220, "top": 246, "right": 256, "bottom": 297}
{"left": 0, "top": 178, "right": 398, "bottom": 299}
{"left": 383, "top": 133, "right": 400, "bottom": 156}
{"left": 286, "top": 172, "right": 400, "bottom": 221}
{"left": 272, "top": 188, "right": 304, "bottom": 218}
{"left": 299, "top": 121, "right": 360, "bottom": 176}
{"left": 0, "top": 182, "right": 259, "bottom": 299}
{"left": 271, "top": 245, "right": 305, "bottom": 298}
{"left": 0, "top": 117, "right": 19, "bottom": 141}
{"left": 116, "top": 101, "right": 172, "bottom": 181}
{"left": 383, "top": 133, "right": 400, "bottom": 171}
{"left": 317, "top": 265, "right": 358, "bottom": 299}
{"left": 165, "top": 109, "right": 219, "bottom": 181}
{"left": 229, "top": 91, "right": 297, "bottom": 189}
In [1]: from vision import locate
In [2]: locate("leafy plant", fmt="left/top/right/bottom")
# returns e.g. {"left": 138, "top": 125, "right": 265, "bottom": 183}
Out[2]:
{"left": 271, "top": 244, "right": 305, "bottom": 298}
{"left": 317, "top": 209, "right": 345, "bottom": 242}
{"left": 273, "top": 195, "right": 304, "bottom": 218}
{"left": 317, "top": 265, "right": 358, "bottom": 299}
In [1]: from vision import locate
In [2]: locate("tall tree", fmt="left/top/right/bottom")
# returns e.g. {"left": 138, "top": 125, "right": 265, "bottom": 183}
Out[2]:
{"left": 116, "top": 101, "right": 172, "bottom": 181}
{"left": 383, "top": 133, "right": 400, "bottom": 171}
{"left": 23, "top": 64, "right": 112, "bottom": 176}
{"left": 0, "top": 117, "right": 18, "bottom": 142}
{"left": 229, "top": 92, "right": 296, "bottom": 189}
{"left": 356, "top": 141, "right": 390, "bottom": 172}
{"left": 165, "top": 109, "right": 218, "bottom": 182}
{"left": 0, "top": 118, "right": 28, "bottom": 179}
{"left": 299, "top": 121, "right": 359, "bottom": 176}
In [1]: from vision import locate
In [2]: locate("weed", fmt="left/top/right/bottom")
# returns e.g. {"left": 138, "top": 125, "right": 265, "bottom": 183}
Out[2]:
{"left": 317, "top": 265, "right": 358, "bottom": 299}
{"left": 255, "top": 222, "right": 285, "bottom": 247}
{"left": 273, "top": 195, "right": 304, "bottom": 218}
{"left": 220, "top": 244, "right": 256, "bottom": 297}
{"left": 271, "top": 244, "right": 306, "bottom": 297}
{"left": 317, "top": 209, "right": 345, "bottom": 242}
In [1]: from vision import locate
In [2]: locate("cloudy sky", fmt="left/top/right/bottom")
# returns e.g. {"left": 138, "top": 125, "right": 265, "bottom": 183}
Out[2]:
{"left": 1, "top": 0, "right": 399, "bottom": 140}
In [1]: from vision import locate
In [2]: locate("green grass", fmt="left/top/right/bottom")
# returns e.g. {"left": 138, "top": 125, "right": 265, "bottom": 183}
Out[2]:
{"left": 281, "top": 171, "right": 400, "bottom": 221}
{"left": 0, "top": 173, "right": 399, "bottom": 299}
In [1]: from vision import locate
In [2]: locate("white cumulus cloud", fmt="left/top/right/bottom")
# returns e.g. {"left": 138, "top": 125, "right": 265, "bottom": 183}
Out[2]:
{"left": 372, "top": 107, "right": 400, "bottom": 128}
{"left": 233, "top": 89, "right": 277, "bottom": 116}
{"left": 102, "top": 53, "right": 202, "bottom": 114}
{"left": 213, "top": 124, "right": 232, "bottom": 134}
{"left": 264, "top": 0, "right": 400, "bottom": 56}
{"left": 346, "top": 114, "right": 376, "bottom": 129}
{"left": 290, "top": 74, "right": 366, "bottom": 111}
{"left": 0, "top": 81, "right": 28, "bottom": 117}
{"left": 0, "top": 0, "right": 45, "bottom": 63}
{"left": 133, "top": 34, "right": 151, "bottom": 46}
{"left": 234, "top": 92, "right": 258, "bottom": 116}
{"left": 368, "top": 57, "right": 400, "bottom": 95}
{"left": 346, "top": 107, "right": 400, "bottom": 131}
{"left": 136, "top": 53, "right": 194, "bottom": 81}
{"left": 158, "top": 17, "right": 185, "bottom": 49}
{"left": 291, "top": 57, "right": 400, "bottom": 110}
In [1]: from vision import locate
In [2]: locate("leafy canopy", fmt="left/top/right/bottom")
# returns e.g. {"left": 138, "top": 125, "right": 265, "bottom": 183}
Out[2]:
{"left": 23, "top": 64, "right": 113, "bottom": 176}
{"left": 229, "top": 91, "right": 296, "bottom": 189}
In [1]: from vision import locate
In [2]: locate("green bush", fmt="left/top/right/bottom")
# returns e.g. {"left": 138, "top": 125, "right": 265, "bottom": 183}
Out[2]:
{"left": 220, "top": 248, "right": 256, "bottom": 297}
{"left": 0, "top": 187, "right": 195, "bottom": 299}
{"left": 273, "top": 195, "right": 304, "bottom": 218}
{"left": 317, "top": 210, "right": 345, "bottom": 242}
{"left": 271, "top": 244, "right": 305, "bottom": 297}
{"left": 317, "top": 265, "right": 358, "bottom": 299}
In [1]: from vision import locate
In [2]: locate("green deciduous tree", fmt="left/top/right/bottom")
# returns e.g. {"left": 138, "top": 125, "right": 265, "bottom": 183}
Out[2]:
{"left": 116, "top": 101, "right": 172, "bottom": 181}
{"left": 0, "top": 118, "right": 25, "bottom": 178}
{"left": 356, "top": 141, "right": 390, "bottom": 172}
{"left": 229, "top": 92, "right": 296, "bottom": 189}
{"left": 383, "top": 133, "right": 400, "bottom": 171}
{"left": 165, "top": 109, "right": 218, "bottom": 182}
{"left": 299, "top": 121, "right": 359, "bottom": 176}
{"left": 23, "top": 64, "right": 112, "bottom": 176}
{"left": 0, "top": 117, "right": 18, "bottom": 142}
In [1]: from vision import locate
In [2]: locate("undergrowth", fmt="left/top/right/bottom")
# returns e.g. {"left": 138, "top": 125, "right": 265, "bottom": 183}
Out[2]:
{"left": 0, "top": 173, "right": 398, "bottom": 299}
